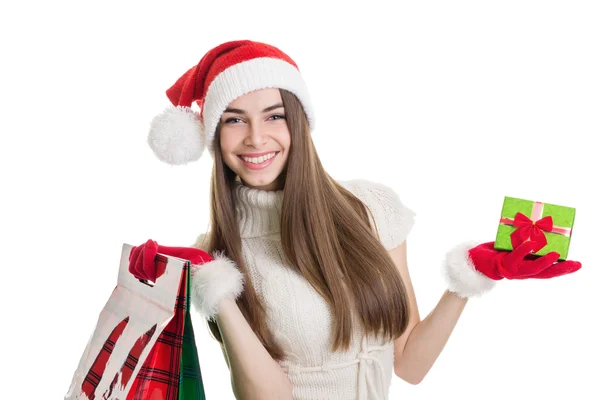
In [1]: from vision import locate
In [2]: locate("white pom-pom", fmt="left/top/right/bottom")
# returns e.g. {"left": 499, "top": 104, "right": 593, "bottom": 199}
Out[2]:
{"left": 147, "top": 106, "right": 206, "bottom": 165}
{"left": 442, "top": 241, "right": 497, "bottom": 298}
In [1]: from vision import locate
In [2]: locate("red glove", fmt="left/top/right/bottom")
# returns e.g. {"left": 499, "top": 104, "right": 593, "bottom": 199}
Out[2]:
{"left": 444, "top": 240, "right": 582, "bottom": 298}
{"left": 127, "top": 239, "right": 245, "bottom": 320}
{"left": 128, "top": 239, "right": 213, "bottom": 282}
{"left": 468, "top": 241, "right": 582, "bottom": 280}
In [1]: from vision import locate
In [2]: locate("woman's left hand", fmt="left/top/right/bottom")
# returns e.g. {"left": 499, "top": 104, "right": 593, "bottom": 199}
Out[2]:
{"left": 443, "top": 240, "right": 582, "bottom": 298}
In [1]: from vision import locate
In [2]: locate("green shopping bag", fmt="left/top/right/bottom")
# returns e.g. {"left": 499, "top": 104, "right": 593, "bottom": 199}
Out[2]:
{"left": 179, "top": 263, "right": 206, "bottom": 400}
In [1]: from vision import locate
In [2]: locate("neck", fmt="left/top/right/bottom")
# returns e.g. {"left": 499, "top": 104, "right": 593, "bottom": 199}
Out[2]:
{"left": 234, "top": 180, "right": 284, "bottom": 238}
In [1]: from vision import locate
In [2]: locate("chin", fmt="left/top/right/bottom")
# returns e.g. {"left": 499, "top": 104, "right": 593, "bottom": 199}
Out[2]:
{"left": 226, "top": 154, "right": 287, "bottom": 191}
{"left": 240, "top": 174, "right": 282, "bottom": 191}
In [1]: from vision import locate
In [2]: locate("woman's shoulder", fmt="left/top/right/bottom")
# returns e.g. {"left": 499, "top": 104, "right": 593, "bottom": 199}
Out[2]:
{"left": 338, "top": 179, "right": 410, "bottom": 214}
{"left": 338, "top": 178, "right": 399, "bottom": 199}
{"left": 338, "top": 178, "right": 416, "bottom": 250}
{"left": 191, "top": 232, "right": 209, "bottom": 251}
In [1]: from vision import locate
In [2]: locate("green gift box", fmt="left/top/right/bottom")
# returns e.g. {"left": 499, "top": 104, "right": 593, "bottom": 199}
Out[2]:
{"left": 494, "top": 196, "right": 576, "bottom": 260}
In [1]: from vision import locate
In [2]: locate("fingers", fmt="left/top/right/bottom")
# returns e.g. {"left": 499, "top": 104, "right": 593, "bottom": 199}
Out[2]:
{"left": 515, "top": 252, "right": 561, "bottom": 278}
{"left": 531, "top": 260, "right": 582, "bottom": 279}
{"left": 468, "top": 240, "right": 582, "bottom": 280}
{"left": 142, "top": 240, "right": 159, "bottom": 282}
{"left": 504, "top": 241, "right": 538, "bottom": 267}
{"left": 499, "top": 246, "right": 562, "bottom": 279}
{"left": 128, "top": 246, "right": 143, "bottom": 280}
{"left": 128, "top": 240, "right": 159, "bottom": 282}
{"left": 155, "top": 257, "right": 168, "bottom": 281}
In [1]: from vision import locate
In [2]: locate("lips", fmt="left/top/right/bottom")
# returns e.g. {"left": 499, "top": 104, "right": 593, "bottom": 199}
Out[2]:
{"left": 238, "top": 151, "right": 279, "bottom": 158}
{"left": 238, "top": 151, "right": 279, "bottom": 170}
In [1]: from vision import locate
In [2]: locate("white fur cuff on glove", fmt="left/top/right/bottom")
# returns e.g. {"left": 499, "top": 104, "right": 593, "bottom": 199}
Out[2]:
{"left": 442, "top": 242, "right": 497, "bottom": 298}
{"left": 191, "top": 252, "right": 244, "bottom": 320}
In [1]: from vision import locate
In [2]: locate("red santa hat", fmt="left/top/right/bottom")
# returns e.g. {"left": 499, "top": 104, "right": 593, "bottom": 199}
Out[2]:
{"left": 148, "top": 40, "right": 316, "bottom": 165}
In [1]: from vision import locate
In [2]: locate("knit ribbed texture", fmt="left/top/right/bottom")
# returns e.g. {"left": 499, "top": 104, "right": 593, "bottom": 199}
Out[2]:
{"left": 193, "top": 179, "right": 416, "bottom": 400}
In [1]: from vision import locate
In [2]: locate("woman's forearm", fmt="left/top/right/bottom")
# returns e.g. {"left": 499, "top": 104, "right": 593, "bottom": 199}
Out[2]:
{"left": 395, "top": 290, "right": 468, "bottom": 384}
{"left": 215, "top": 297, "right": 293, "bottom": 400}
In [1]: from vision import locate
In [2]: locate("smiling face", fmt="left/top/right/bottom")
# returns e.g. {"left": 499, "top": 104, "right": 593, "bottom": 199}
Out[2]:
{"left": 218, "top": 88, "right": 291, "bottom": 191}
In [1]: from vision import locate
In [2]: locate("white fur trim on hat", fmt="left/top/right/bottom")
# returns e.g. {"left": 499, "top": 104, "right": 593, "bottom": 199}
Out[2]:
{"left": 191, "top": 252, "right": 245, "bottom": 320}
{"left": 443, "top": 241, "right": 497, "bottom": 298}
{"left": 147, "top": 105, "right": 206, "bottom": 165}
{"left": 202, "top": 57, "right": 315, "bottom": 156}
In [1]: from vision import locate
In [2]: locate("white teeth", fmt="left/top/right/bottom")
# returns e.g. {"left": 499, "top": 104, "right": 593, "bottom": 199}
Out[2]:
{"left": 241, "top": 152, "right": 276, "bottom": 164}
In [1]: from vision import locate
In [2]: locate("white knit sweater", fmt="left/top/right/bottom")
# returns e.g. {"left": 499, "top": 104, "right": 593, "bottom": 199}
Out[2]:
{"left": 194, "top": 179, "right": 416, "bottom": 400}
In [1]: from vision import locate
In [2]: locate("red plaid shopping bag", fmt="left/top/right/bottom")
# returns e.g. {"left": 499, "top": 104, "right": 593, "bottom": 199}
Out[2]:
{"left": 65, "top": 244, "right": 205, "bottom": 400}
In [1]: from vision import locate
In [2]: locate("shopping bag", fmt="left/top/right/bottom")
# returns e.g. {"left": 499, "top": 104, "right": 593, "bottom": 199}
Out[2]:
{"left": 65, "top": 243, "right": 206, "bottom": 400}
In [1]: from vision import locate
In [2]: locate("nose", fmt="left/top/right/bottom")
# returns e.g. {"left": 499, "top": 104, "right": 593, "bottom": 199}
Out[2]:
{"left": 244, "top": 121, "right": 268, "bottom": 148}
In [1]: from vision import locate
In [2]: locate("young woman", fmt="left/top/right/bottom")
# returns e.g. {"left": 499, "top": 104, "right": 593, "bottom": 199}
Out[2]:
{"left": 132, "top": 40, "right": 582, "bottom": 400}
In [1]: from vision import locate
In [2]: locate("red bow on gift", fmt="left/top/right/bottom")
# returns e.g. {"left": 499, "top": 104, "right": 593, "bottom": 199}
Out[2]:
{"left": 510, "top": 212, "right": 554, "bottom": 251}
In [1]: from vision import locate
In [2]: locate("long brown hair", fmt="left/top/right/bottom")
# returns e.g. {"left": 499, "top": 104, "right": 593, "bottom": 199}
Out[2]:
{"left": 203, "top": 89, "right": 410, "bottom": 361}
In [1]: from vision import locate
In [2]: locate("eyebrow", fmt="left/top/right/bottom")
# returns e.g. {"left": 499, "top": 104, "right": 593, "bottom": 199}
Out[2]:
{"left": 223, "top": 103, "right": 284, "bottom": 115}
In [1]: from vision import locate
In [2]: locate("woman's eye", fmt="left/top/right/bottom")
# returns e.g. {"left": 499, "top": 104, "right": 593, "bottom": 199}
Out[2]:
{"left": 225, "top": 117, "right": 242, "bottom": 124}
{"left": 269, "top": 114, "right": 286, "bottom": 121}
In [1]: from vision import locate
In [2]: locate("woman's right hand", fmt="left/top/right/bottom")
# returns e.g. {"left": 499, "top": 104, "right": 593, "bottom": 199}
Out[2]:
{"left": 128, "top": 239, "right": 214, "bottom": 282}
{"left": 127, "top": 239, "right": 245, "bottom": 319}
{"left": 129, "top": 239, "right": 160, "bottom": 282}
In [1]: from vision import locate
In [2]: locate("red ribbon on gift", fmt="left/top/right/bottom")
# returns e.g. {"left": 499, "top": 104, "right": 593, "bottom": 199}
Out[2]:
{"left": 500, "top": 201, "right": 573, "bottom": 251}
{"left": 509, "top": 212, "right": 552, "bottom": 249}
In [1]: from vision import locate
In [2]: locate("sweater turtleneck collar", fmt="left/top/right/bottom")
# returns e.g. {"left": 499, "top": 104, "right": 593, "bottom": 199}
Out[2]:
{"left": 233, "top": 180, "right": 284, "bottom": 238}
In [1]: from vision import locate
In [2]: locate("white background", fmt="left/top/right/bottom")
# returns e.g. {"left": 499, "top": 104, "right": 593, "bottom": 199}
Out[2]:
{"left": 1, "top": 0, "right": 599, "bottom": 399}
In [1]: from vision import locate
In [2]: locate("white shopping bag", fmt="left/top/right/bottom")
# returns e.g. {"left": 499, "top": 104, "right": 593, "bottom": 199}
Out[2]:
{"left": 65, "top": 243, "right": 187, "bottom": 400}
